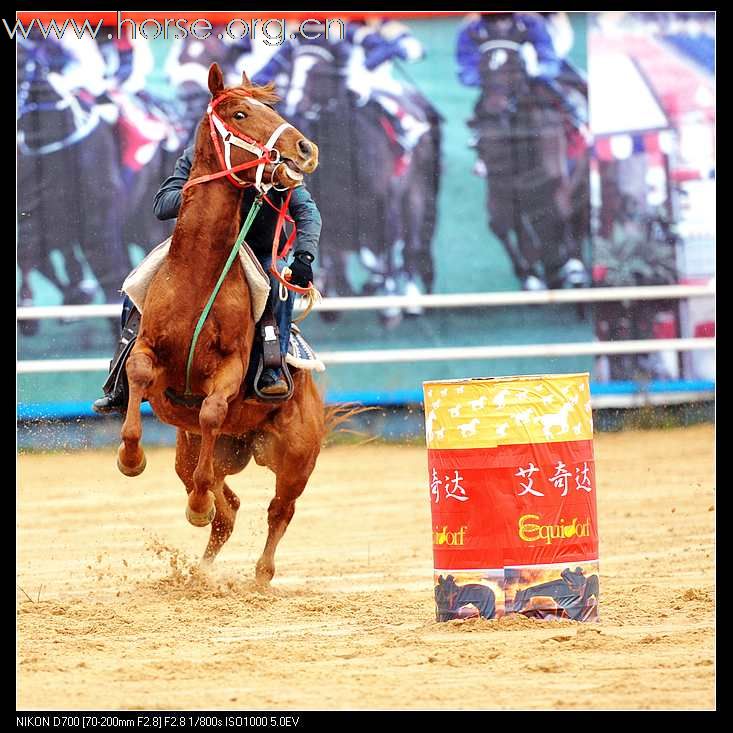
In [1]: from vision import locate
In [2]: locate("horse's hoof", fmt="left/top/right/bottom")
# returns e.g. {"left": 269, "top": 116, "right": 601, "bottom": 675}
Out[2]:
{"left": 116, "top": 448, "right": 147, "bottom": 477}
{"left": 255, "top": 560, "right": 274, "bottom": 587}
{"left": 186, "top": 492, "right": 216, "bottom": 527}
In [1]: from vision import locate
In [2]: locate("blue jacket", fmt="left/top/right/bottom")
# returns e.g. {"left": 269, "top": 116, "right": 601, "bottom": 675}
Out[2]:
{"left": 153, "top": 146, "right": 322, "bottom": 261}
{"left": 456, "top": 14, "right": 560, "bottom": 88}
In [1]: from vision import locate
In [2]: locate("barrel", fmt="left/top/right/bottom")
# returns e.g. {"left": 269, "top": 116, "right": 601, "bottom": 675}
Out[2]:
{"left": 424, "top": 373, "right": 600, "bottom": 622}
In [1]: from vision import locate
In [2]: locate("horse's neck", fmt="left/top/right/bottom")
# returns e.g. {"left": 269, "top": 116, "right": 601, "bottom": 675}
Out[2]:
{"left": 168, "top": 160, "right": 244, "bottom": 274}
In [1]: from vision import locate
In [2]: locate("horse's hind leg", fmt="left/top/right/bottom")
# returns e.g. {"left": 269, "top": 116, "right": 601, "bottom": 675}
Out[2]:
{"left": 175, "top": 430, "right": 242, "bottom": 565}
{"left": 117, "top": 342, "right": 156, "bottom": 476}
{"left": 255, "top": 420, "right": 321, "bottom": 585}
{"left": 188, "top": 354, "right": 243, "bottom": 527}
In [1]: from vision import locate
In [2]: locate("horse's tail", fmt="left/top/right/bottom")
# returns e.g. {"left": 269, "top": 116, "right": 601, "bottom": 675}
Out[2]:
{"left": 322, "top": 402, "right": 380, "bottom": 446}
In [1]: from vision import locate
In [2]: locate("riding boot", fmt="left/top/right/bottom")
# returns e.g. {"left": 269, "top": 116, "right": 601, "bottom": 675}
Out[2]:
{"left": 258, "top": 367, "right": 289, "bottom": 396}
{"left": 91, "top": 307, "right": 141, "bottom": 415}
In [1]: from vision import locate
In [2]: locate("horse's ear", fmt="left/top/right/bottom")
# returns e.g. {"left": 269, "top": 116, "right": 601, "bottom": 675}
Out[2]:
{"left": 208, "top": 63, "right": 225, "bottom": 97}
{"left": 241, "top": 69, "right": 251, "bottom": 86}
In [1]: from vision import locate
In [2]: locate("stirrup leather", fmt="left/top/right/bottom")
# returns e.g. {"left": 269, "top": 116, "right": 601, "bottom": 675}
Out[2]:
{"left": 252, "top": 306, "right": 294, "bottom": 402}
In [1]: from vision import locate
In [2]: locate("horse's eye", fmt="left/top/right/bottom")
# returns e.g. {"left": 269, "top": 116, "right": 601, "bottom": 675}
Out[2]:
{"left": 233, "top": 111, "right": 247, "bottom": 120}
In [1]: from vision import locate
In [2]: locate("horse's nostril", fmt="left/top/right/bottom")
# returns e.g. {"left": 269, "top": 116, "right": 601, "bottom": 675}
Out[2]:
{"left": 297, "top": 139, "right": 312, "bottom": 158}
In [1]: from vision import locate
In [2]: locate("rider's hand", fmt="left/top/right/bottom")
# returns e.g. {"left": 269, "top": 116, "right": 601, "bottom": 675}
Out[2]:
{"left": 289, "top": 252, "right": 314, "bottom": 288}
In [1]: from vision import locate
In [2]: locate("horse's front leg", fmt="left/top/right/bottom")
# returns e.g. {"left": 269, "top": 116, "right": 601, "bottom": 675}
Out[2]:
{"left": 117, "top": 342, "right": 156, "bottom": 476}
{"left": 187, "top": 353, "right": 243, "bottom": 527}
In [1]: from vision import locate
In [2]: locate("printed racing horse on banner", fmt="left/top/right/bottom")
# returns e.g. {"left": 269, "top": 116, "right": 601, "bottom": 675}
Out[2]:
{"left": 117, "top": 63, "right": 322, "bottom": 585}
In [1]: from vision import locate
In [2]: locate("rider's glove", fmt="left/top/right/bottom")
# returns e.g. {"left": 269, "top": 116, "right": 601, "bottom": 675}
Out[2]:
{"left": 289, "top": 251, "right": 314, "bottom": 288}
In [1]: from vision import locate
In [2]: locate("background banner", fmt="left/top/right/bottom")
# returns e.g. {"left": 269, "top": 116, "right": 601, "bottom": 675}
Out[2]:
{"left": 16, "top": 12, "right": 714, "bottom": 411}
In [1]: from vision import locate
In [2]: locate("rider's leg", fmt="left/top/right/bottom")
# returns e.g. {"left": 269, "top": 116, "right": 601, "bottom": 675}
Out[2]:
{"left": 257, "top": 256, "right": 294, "bottom": 396}
{"left": 92, "top": 293, "right": 141, "bottom": 414}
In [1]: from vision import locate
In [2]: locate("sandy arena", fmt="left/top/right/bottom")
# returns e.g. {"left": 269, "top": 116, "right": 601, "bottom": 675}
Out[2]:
{"left": 17, "top": 424, "right": 715, "bottom": 710}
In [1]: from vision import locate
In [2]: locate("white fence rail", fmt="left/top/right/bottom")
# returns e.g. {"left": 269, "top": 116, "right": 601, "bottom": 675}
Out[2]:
{"left": 17, "top": 338, "right": 715, "bottom": 374}
{"left": 16, "top": 283, "right": 715, "bottom": 320}
{"left": 17, "top": 284, "right": 715, "bottom": 377}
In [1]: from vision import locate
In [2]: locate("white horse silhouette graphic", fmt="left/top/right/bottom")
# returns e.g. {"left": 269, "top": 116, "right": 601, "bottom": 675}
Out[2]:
{"left": 434, "top": 427, "right": 445, "bottom": 440}
{"left": 493, "top": 389, "right": 510, "bottom": 408}
{"left": 514, "top": 407, "right": 534, "bottom": 425}
{"left": 535, "top": 402, "right": 574, "bottom": 439}
{"left": 496, "top": 422, "right": 509, "bottom": 438}
{"left": 425, "top": 410, "right": 437, "bottom": 442}
{"left": 448, "top": 405, "right": 462, "bottom": 418}
{"left": 457, "top": 418, "right": 480, "bottom": 437}
{"left": 470, "top": 395, "right": 488, "bottom": 411}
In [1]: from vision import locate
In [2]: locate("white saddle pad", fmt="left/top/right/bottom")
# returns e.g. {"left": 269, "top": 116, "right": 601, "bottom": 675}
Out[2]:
{"left": 122, "top": 237, "right": 271, "bottom": 324}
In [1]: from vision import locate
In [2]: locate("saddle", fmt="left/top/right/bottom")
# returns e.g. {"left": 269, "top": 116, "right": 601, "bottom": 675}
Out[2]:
{"left": 164, "top": 303, "right": 325, "bottom": 408}
{"left": 122, "top": 237, "right": 324, "bottom": 408}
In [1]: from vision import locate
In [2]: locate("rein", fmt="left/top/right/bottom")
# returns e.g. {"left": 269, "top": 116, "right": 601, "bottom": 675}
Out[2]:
{"left": 184, "top": 195, "right": 263, "bottom": 396}
{"left": 181, "top": 90, "right": 317, "bottom": 396}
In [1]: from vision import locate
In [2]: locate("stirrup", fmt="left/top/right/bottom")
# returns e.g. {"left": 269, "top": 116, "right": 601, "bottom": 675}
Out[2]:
{"left": 253, "top": 357, "right": 294, "bottom": 403}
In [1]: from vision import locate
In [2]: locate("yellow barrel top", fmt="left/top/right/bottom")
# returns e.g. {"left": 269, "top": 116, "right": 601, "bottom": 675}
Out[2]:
{"left": 423, "top": 373, "right": 593, "bottom": 449}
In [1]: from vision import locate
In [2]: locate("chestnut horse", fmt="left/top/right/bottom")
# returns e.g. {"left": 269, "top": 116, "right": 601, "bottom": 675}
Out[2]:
{"left": 117, "top": 63, "right": 322, "bottom": 585}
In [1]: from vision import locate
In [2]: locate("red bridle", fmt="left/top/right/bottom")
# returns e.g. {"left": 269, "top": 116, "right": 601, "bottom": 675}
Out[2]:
{"left": 182, "top": 91, "right": 312, "bottom": 295}
{"left": 182, "top": 91, "right": 280, "bottom": 192}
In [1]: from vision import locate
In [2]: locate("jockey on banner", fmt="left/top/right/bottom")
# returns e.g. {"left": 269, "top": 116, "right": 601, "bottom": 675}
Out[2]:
{"left": 92, "top": 132, "right": 322, "bottom": 412}
{"left": 457, "top": 11, "right": 590, "bottom": 290}
{"left": 252, "top": 18, "right": 434, "bottom": 152}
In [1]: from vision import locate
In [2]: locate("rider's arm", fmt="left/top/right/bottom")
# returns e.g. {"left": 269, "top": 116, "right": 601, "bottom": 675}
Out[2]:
{"left": 288, "top": 185, "right": 322, "bottom": 262}
{"left": 153, "top": 146, "right": 194, "bottom": 221}
{"left": 518, "top": 13, "right": 562, "bottom": 80}
{"left": 456, "top": 24, "right": 482, "bottom": 87}
{"left": 363, "top": 33, "right": 422, "bottom": 70}
{"left": 519, "top": 14, "right": 584, "bottom": 127}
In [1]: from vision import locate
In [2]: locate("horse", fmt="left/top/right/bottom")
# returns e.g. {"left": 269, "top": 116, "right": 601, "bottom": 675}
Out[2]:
{"left": 117, "top": 64, "right": 324, "bottom": 585}
{"left": 281, "top": 43, "right": 441, "bottom": 323}
{"left": 17, "top": 46, "right": 131, "bottom": 321}
{"left": 470, "top": 40, "right": 585, "bottom": 291}
{"left": 434, "top": 574, "right": 496, "bottom": 621}
{"left": 511, "top": 567, "right": 600, "bottom": 621}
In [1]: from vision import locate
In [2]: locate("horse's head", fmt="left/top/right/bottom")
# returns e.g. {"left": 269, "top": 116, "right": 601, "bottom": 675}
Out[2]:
{"left": 475, "top": 40, "right": 532, "bottom": 116}
{"left": 202, "top": 62, "right": 319, "bottom": 189}
{"left": 282, "top": 45, "right": 341, "bottom": 119}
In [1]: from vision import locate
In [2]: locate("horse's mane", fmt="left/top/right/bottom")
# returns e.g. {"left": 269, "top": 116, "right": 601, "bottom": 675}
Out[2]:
{"left": 226, "top": 81, "right": 281, "bottom": 106}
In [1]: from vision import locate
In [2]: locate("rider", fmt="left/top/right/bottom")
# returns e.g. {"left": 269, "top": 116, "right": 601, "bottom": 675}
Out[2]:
{"left": 92, "top": 143, "right": 322, "bottom": 413}
{"left": 19, "top": 30, "right": 116, "bottom": 120}
{"left": 456, "top": 11, "right": 586, "bottom": 129}
{"left": 457, "top": 12, "right": 590, "bottom": 290}
{"left": 252, "top": 18, "right": 432, "bottom": 151}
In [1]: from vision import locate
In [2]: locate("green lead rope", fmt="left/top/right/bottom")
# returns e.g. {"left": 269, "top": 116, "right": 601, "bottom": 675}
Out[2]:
{"left": 184, "top": 196, "right": 264, "bottom": 396}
